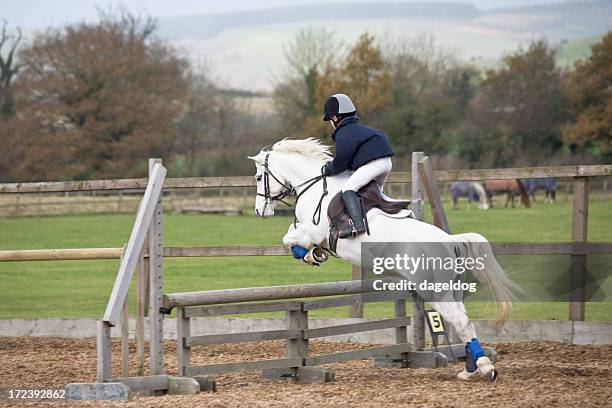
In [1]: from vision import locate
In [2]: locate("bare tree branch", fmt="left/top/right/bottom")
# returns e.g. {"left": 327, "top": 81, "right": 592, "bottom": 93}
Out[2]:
{"left": 0, "top": 20, "right": 23, "bottom": 117}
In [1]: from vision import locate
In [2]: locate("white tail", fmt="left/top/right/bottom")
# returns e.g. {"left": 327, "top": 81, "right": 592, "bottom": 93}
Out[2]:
{"left": 454, "top": 232, "right": 520, "bottom": 328}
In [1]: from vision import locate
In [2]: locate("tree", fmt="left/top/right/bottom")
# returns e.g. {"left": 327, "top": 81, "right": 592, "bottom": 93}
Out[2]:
{"left": 564, "top": 32, "right": 612, "bottom": 160}
{"left": 171, "top": 72, "right": 271, "bottom": 177}
{"left": 459, "top": 40, "right": 566, "bottom": 166}
{"left": 11, "top": 10, "right": 188, "bottom": 181}
{"left": 173, "top": 70, "right": 221, "bottom": 176}
{"left": 273, "top": 28, "right": 339, "bottom": 135}
{"left": 0, "top": 20, "right": 22, "bottom": 118}
{"left": 326, "top": 33, "right": 392, "bottom": 123}
{"left": 379, "top": 34, "right": 466, "bottom": 156}
{"left": 0, "top": 21, "right": 23, "bottom": 181}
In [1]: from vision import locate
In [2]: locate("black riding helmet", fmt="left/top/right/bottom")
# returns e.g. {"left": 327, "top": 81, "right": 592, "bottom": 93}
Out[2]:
{"left": 323, "top": 93, "right": 357, "bottom": 121}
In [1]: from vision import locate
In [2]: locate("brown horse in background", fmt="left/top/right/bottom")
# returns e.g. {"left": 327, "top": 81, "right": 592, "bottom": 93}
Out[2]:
{"left": 484, "top": 179, "right": 531, "bottom": 208}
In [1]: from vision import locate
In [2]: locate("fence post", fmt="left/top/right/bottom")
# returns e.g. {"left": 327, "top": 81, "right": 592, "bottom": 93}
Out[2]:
{"left": 418, "top": 156, "right": 450, "bottom": 233}
{"left": 411, "top": 152, "right": 425, "bottom": 349}
{"left": 118, "top": 191, "right": 123, "bottom": 212}
{"left": 136, "top": 247, "right": 147, "bottom": 376}
{"left": 570, "top": 177, "right": 588, "bottom": 321}
{"left": 148, "top": 158, "right": 165, "bottom": 375}
{"left": 416, "top": 155, "right": 459, "bottom": 342}
{"left": 118, "top": 244, "right": 130, "bottom": 378}
{"left": 285, "top": 308, "right": 308, "bottom": 360}
{"left": 96, "top": 321, "right": 112, "bottom": 382}
{"left": 64, "top": 191, "right": 69, "bottom": 215}
{"left": 176, "top": 307, "right": 191, "bottom": 376}
{"left": 121, "top": 295, "right": 130, "bottom": 377}
{"left": 348, "top": 265, "right": 365, "bottom": 318}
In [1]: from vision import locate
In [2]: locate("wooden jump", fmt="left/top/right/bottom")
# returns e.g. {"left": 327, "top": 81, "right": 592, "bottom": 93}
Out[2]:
{"left": 164, "top": 279, "right": 385, "bottom": 309}
{"left": 172, "top": 282, "right": 449, "bottom": 381}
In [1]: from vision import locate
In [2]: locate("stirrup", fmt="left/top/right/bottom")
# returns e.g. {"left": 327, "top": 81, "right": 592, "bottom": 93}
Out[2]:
{"left": 348, "top": 219, "right": 358, "bottom": 237}
{"left": 339, "top": 219, "right": 365, "bottom": 239}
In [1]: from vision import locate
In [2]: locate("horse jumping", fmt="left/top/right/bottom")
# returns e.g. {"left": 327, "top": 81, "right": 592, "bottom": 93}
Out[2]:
{"left": 484, "top": 179, "right": 531, "bottom": 208}
{"left": 249, "top": 138, "right": 519, "bottom": 382}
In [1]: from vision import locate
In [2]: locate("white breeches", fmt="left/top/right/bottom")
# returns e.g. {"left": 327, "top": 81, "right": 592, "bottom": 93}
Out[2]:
{"left": 341, "top": 157, "right": 392, "bottom": 193}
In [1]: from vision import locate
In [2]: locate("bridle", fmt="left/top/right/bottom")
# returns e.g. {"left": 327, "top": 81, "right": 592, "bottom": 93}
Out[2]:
{"left": 257, "top": 153, "right": 294, "bottom": 207}
{"left": 257, "top": 152, "right": 328, "bottom": 227}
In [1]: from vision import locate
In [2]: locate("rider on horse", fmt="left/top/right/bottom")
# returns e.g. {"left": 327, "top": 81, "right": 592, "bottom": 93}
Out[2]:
{"left": 321, "top": 94, "right": 395, "bottom": 239}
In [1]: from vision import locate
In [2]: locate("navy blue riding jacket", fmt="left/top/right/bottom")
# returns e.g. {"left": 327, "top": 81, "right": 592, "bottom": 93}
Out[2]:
{"left": 324, "top": 116, "right": 394, "bottom": 176}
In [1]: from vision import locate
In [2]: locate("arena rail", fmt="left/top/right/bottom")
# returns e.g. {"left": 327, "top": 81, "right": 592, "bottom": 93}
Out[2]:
{"left": 0, "top": 165, "right": 610, "bottom": 193}
{"left": 3, "top": 242, "right": 612, "bottom": 262}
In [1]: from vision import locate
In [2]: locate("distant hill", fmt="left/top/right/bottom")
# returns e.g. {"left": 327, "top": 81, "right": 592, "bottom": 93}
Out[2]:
{"left": 479, "top": 1, "right": 612, "bottom": 41}
{"left": 157, "top": 1, "right": 612, "bottom": 91}
{"left": 159, "top": 2, "right": 480, "bottom": 40}
{"left": 556, "top": 34, "right": 603, "bottom": 66}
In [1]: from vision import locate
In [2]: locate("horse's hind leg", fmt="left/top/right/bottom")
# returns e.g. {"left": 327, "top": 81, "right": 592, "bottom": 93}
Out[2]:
{"left": 430, "top": 301, "right": 496, "bottom": 381}
{"left": 430, "top": 301, "right": 476, "bottom": 342}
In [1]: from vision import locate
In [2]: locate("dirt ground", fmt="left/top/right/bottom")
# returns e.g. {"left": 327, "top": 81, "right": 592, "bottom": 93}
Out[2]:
{"left": 0, "top": 338, "right": 611, "bottom": 407}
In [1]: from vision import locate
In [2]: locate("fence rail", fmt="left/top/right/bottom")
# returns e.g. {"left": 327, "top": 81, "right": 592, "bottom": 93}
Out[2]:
{"left": 1, "top": 243, "right": 611, "bottom": 262}
{"left": 1, "top": 165, "right": 610, "bottom": 193}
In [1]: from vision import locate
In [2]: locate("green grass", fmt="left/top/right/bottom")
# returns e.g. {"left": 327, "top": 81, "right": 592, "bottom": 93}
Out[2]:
{"left": 0, "top": 197, "right": 611, "bottom": 320}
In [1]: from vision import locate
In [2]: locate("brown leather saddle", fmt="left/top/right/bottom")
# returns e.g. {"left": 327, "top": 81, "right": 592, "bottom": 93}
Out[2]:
{"left": 327, "top": 181, "right": 410, "bottom": 253}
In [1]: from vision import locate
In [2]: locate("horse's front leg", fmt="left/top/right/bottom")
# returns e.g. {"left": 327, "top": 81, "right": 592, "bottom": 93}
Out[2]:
{"left": 282, "top": 221, "right": 327, "bottom": 249}
{"left": 283, "top": 223, "right": 314, "bottom": 248}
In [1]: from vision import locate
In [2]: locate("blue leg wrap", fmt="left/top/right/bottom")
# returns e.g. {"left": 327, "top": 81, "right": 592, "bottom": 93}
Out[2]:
{"left": 467, "top": 338, "right": 485, "bottom": 360}
{"left": 291, "top": 245, "right": 308, "bottom": 259}
{"left": 465, "top": 338, "right": 485, "bottom": 373}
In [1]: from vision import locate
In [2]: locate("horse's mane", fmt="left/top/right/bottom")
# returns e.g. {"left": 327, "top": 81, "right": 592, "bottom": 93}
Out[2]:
{"left": 271, "top": 138, "right": 331, "bottom": 162}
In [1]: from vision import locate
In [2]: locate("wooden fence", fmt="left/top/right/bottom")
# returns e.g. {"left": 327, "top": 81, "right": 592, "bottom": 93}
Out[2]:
{"left": 1, "top": 161, "right": 610, "bottom": 322}
{"left": 0, "top": 158, "right": 610, "bottom": 381}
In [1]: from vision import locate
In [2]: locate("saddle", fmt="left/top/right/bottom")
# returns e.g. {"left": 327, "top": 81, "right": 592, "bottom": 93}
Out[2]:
{"left": 327, "top": 181, "right": 411, "bottom": 253}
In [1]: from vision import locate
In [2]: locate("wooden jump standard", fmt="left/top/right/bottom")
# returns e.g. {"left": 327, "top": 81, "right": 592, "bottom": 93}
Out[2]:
{"left": 165, "top": 280, "right": 448, "bottom": 383}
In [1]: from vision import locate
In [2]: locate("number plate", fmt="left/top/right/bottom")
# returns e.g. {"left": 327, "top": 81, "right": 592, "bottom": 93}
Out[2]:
{"left": 425, "top": 310, "right": 446, "bottom": 335}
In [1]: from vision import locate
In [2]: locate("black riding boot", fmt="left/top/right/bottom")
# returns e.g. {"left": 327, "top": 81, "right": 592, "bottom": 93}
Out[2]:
{"left": 339, "top": 190, "right": 366, "bottom": 239}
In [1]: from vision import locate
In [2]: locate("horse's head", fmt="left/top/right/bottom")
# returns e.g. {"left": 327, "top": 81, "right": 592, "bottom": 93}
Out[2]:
{"left": 247, "top": 150, "right": 292, "bottom": 218}
{"left": 515, "top": 179, "right": 532, "bottom": 208}
{"left": 248, "top": 138, "right": 331, "bottom": 218}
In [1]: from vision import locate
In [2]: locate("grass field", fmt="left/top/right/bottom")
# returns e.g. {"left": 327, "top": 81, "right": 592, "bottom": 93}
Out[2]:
{"left": 0, "top": 196, "right": 611, "bottom": 321}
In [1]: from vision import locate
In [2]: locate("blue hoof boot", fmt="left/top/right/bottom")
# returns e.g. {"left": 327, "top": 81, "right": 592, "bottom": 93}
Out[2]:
{"left": 465, "top": 338, "right": 485, "bottom": 373}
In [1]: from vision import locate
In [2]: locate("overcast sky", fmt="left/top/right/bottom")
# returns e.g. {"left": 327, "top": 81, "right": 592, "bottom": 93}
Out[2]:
{"left": 2, "top": 0, "right": 577, "bottom": 29}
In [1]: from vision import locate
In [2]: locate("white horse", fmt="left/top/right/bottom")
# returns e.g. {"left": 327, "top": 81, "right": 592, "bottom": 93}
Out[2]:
{"left": 248, "top": 138, "right": 517, "bottom": 381}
